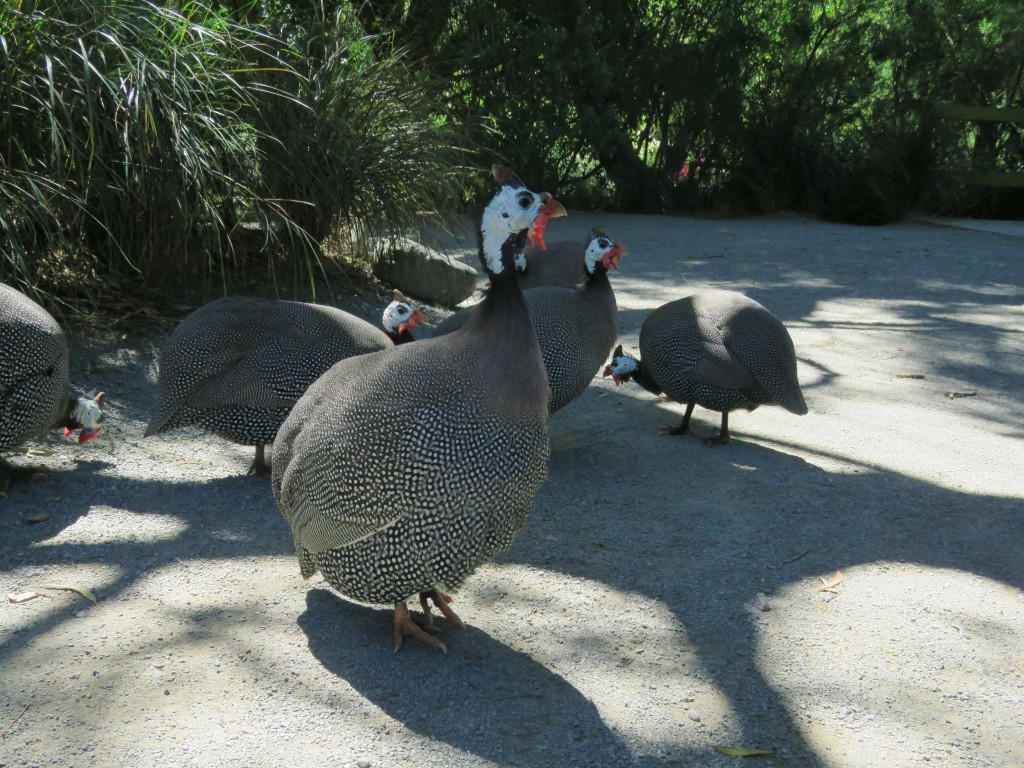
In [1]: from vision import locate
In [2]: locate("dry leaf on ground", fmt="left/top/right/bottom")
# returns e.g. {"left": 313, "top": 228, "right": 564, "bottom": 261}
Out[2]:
{"left": 42, "top": 584, "right": 98, "bottom": 603}
{"left": 7, "top": 592, "right": 52, "bottom": 604}
{"left": 818, "top": 570, "right": 845, "bottom": 591}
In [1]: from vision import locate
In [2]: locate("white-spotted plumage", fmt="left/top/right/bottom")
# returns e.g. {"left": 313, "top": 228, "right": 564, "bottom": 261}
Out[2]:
{"left": 146, "top": 293, "right": 423, "bottom": 474}
{"left": 1, "top": 283, "right": 104, "bottom": 482}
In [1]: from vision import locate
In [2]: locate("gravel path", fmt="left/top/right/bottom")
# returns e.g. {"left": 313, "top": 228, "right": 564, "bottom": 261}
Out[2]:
{"left": 2, "top": 213, "right": 1022, "bottom": 768}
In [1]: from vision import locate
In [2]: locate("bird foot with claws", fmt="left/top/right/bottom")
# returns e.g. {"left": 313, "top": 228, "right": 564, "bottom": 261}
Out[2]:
{"left": 659, "top": 424, "right": 693, "bottom": 437}
{"left": 393, "top": 602, "right": 448, "bottom": 654}
{"left": 419, "top": 589, "right": 466, "bottom": 632}
{"left": 246, "top": 445, "right": 272, "bottom": 477}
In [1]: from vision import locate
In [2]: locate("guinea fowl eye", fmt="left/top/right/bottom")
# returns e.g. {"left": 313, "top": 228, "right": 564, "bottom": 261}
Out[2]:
{"left": 516, "top": 192, "right": 533, "bottom": 209}
{"left": 598, "top": 238, "right": 611, "bottom": 249}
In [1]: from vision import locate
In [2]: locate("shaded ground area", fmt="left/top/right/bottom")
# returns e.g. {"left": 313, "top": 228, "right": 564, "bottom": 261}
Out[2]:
{"left": 2, "top": 213, "right": 1022, "bottom": 768}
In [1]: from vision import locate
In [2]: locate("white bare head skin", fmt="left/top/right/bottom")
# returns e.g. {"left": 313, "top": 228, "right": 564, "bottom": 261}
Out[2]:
{"left": 381, "top": 292, "right": 424, "bottom": 335}
{"left": 69, "top": 391, "right": 105, "bottom": 442}
{"left": 480, "top": 165, "right": 565, "bottom": 274}
{"left": 584, "top": 228, "right": 626, "bottom": 275}
{"left": 610, "top": 354, "right": 638, "bottom": 375}
{"left": 73, "top": 397, "right": 104, "bottom": 430}
{"left": 603, "top": 351, "right": 639, "bottom": 385}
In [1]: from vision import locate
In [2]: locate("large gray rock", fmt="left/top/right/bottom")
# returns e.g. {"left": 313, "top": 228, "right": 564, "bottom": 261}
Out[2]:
{"left": 372, "top": 238, "right": 477, "bottom": 309}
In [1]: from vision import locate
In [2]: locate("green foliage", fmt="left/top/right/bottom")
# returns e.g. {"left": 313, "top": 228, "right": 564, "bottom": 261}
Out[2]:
{"left": 1, "top": 0, "right": 286, "bottom": 300}
{"left": 3, "top": 0, "right": 1021, "bottom": 314}
{"left": 366, "top": 0, "right": 1023, "bottom": 221}
{"left": 253, "top": 8, "right": 468, "bottom": 259}
{"left": 0, "top": 0, "right": 470, "bottom": 307}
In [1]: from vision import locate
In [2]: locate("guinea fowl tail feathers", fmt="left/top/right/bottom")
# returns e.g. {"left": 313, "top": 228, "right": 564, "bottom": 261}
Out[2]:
{"left": 144, "top": 408, "right": 189, "bottom": 437}
{"left": 778, "top": 388, "right": 809, "bottom": 416}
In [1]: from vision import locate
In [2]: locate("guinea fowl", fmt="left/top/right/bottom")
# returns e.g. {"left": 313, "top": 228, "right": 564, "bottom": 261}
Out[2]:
{"left": 272, "top": 166, "right": 566, "bottom": 653}
{"left": 145, "top": 291, "right": 425, "bottom": 475}
{"left": 514, "top": 237, "right": 589, "bottom": 290}
{"left": 604, "top": 290, "right": 807, "bottom": 444}
{"left": 432, "top": 229, "right": 626, "bottom": 414}
{"left": 0, "top": 283, "right": 104, "bottom": 487}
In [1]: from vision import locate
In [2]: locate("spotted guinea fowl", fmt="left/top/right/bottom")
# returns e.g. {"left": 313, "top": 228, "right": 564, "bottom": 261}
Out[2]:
{"left": 514, "top": 237, "right": 589, "bottom": 290}
{"left": 604, "top": 290, "right": 807, "bottom": 443}
{"left": 272, "top": 166, "right": 566, "bottom": 653}
{"left": 432, "top": 229, "right": 625, "bottom": 414}
{"left": 430, "top": 228, "right": 606, "bottom": 337}
{"left": 145, "top": 291, "right": 425, "bottom": 475}
{"left": 1, "top": 283, "right": 105, "bottom": 486}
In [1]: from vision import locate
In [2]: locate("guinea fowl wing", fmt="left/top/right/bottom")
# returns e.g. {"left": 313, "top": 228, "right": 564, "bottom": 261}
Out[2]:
{"left": 713, "top": 296, "right": 808, "bottom": 413}
{"left": 187, "top": 328, "right": 353, "bottom": 411}
{"left": 641, "top": 304, "right": 759, "bottom": 396}
{"left": 147, "top": 299, "right": 392, "bottom": 434}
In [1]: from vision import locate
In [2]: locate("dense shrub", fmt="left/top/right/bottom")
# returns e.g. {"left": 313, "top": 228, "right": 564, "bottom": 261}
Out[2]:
{"left": 0, "top": 1, "right": 468, "bottom": 306}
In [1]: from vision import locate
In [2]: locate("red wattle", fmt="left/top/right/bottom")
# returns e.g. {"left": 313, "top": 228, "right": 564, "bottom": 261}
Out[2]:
{"left": 528, "top": 214, "right": 550, "bottom": 250}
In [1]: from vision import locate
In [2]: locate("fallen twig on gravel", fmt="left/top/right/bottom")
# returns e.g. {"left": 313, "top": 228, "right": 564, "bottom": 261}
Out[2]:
{"left": 782, "top": 548, "right": 809, "bottom": 564}
{"left": 1, "top": 705, "right": 29, "bottom": 737}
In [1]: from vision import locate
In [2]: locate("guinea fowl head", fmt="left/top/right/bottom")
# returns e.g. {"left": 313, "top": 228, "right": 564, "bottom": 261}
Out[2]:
{"left": 63, "top": 391, "right": 106, "bottom": 444}
{"left": 480, "top": 165, "right": 566, "bottom": 275}
{"left": 602, "top": 344, "right": 639, "bottom": 385}
{"left": 381, "top": 290, "right": 426, "bottom": 338}
{"left": 584, "top": 228, "right": 628, "bottom": 275}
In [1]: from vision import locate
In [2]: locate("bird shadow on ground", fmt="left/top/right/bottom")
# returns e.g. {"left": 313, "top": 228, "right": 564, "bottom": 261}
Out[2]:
{"left": 297, "top": 588, "right": 638, "bottom": 767}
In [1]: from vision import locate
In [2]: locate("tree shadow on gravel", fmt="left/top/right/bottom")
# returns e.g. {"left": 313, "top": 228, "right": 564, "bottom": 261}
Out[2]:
{"left": 0, "top": 471, "right": 287, "bottom": 661}
{"left": 506, "top": 407, "right": 1024, "bottom": 766}
{"left": 297, "top": 588, "right": 638, "bottom": 768}
{"left": 1, "top": 469, "right": 281, "bottom": 548}
{"left": 0, "top": 457, "right": 117, "bottom": 538}
{"left": 519, "top": 218, "right": 1024, "bottom": 765}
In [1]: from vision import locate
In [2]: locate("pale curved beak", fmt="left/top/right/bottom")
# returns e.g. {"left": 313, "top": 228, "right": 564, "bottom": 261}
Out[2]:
{"left": 538, "top": 192, "right": 567, "bottom": 220}
{"left": 528, "top": 194, "right": 567, "bottom": 251}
